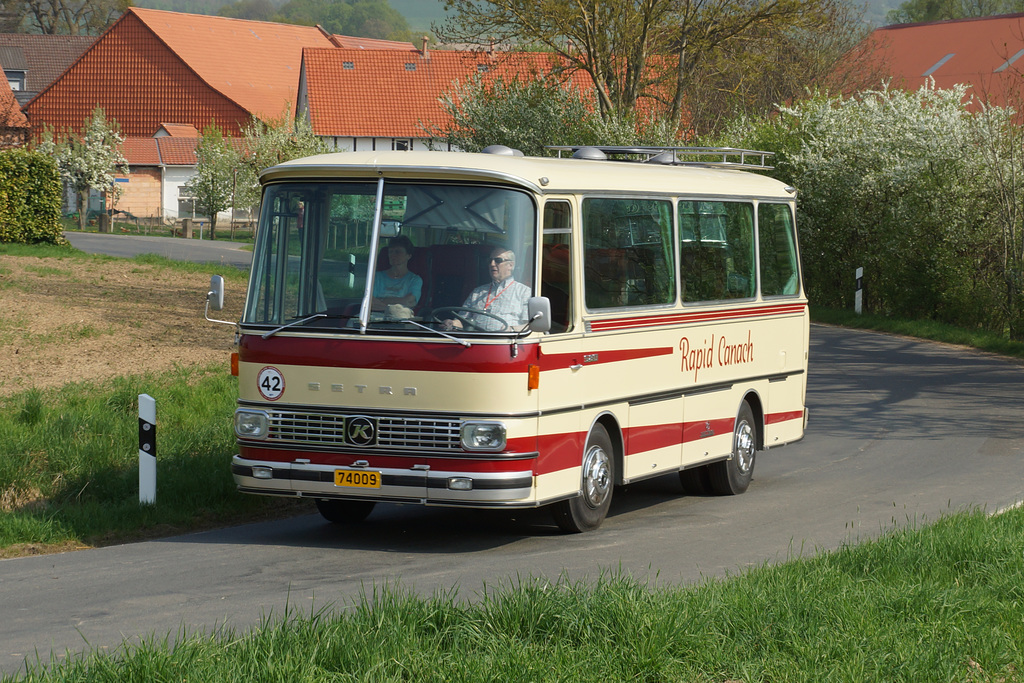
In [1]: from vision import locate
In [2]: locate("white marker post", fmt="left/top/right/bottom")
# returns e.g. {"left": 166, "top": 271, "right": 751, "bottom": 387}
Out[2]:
{"left": 138, "top": 394, "right": 156, "bottom": 505}
{"left": 854, "top": 267, "right": 864, "bottom": 315}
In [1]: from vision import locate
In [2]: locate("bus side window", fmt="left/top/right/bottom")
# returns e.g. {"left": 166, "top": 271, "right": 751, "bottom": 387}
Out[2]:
{"left": 758, "top": 203, "right": 800, "bottom": 297}
{"left": 582, "top": 197, "right": 674, "bottom": 310}
{"left": 679, "top": 201, "right": 755, "bottom": 303}
{"left": 541, "top": 200, "right": 573, "bottom": 333}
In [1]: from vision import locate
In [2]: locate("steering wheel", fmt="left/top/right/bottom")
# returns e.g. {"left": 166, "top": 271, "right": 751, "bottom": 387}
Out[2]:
{"left": 431, "top": 306, "right": 510, "bottom": 332}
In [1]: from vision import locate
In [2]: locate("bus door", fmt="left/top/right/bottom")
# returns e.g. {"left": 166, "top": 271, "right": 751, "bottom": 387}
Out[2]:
{"left": 537, "top": 201, "right": 586, "bottom": 482}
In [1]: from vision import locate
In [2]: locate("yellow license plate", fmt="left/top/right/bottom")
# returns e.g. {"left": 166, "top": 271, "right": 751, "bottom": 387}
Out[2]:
{"left": 334, "top": 469, "right": 381, "bottom": 488}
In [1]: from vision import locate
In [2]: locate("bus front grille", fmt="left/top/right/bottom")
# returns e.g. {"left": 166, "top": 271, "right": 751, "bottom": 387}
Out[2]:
{"left": 266, "top": 409, "right": 462, "bottom": 451}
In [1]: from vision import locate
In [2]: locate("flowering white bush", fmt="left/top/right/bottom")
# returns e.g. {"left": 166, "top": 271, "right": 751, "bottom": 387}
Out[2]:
{"left": 737, "top": 81, "right": 1020, "bottom": 333}
{"left": 38, "top": 107, "right": 128, "bottom": 231}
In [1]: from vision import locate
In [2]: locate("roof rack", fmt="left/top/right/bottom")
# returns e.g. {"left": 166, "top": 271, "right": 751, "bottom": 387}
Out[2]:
{"left": 546, "top": 145, "right": 774, "bottom": 170}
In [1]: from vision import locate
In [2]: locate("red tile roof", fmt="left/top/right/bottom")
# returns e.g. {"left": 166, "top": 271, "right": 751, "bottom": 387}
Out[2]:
{"left": 860, "top": 14, "right": 1024, "bottom": 106}
{"left": 25, "top": 8, "right": 339, "bottom": 138}
{"left": 301, "top": 48, "right": 591, "bottom": 138}
{"left": 1, "top": 85, "right": 29, "bottom": 129}
{"left": 156, "top": 122, "right": 199, "bottom": 137}
{"left": 121, "top": 137, "right": 161, "bottom": 165}
{"left": 330, "top": 34, "right": 416, "bottom": 50}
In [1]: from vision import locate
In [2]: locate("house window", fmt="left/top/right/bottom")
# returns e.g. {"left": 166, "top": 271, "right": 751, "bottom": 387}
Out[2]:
{"left": 477, "top": 64, "right": 489, "bottom": 73}
{"left": 5, "top": 70, "right": 25, "bottom": 91}
{"left": 343, "top": 62, "right": 354, "bottom": 69}
{"left": 404, "top": 63, "right": 416, "bottom": 71}
{"left": 393, "top": 139, "right": 410, "bottom": 151}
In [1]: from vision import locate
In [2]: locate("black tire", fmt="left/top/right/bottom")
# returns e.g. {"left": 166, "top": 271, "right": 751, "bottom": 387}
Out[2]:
{"left": 679, "top": 465, "right": 712, "bottom": 495}
{"left": 315, "top": 499, "right": 376, "bottom": 523}
{"left": 708, "top": 402, "right": 757, "bottom": 495}
{"left": 552, "top": 423, "right": 615, "bottom": 533}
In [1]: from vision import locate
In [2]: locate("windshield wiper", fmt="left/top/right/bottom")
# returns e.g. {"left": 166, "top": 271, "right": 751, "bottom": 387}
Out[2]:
{"left": 261, "top": 313, "right": 327, "bottom": 339}
{"left": 399, "top": 319, "right": 471, "bottom": 347}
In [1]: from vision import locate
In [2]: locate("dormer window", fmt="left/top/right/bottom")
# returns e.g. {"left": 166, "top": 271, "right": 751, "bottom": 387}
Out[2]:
{"left": 5, "top": 70, "right": 25, "bottom": 91}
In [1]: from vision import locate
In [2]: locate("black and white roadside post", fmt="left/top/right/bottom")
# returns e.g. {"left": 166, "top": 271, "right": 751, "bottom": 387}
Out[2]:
{"left": 855, "top": 267, "right": 864, "bottom": 315}
{"left": 139, "top": 393, "right": 156, "bottom": 505}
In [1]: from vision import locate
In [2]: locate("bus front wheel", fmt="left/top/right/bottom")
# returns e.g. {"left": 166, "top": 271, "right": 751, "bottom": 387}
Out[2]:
{"left": 552, "top": 424, "right": 614, "bottom": 533}
{"left": 708, "top": 402, "right": 757, "bottom": 495}
{"left": 315, "top": 499, "right": 376, "bottom": 523}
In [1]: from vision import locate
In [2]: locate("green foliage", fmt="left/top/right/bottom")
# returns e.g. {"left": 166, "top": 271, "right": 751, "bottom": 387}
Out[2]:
{"left": 887, "top": 0, "right": 1024, "bottom": 23}
{"left": 732, "top": 83, "right": 1022, "bottom": 338}
{"left": 37, "top": 107, "right": 129, "bottom": 232}
{"left": 218, "top": 0, "right": 413, "bottom": 41}
{"left": 235, "top": 115, "right": 329, "bottom": 215}
{"left": 183, "top": 124, "right": 237, "bottom": 238}
{"left": 0, "top": 148, "right": 64, "bottom": 245}
{"left": 432, "top": 72, "right": 677, "bottom": 156}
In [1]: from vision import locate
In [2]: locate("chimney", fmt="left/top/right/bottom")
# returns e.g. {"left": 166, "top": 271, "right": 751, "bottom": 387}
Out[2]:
{"left": 421, "top": 35, "right": 430, "bottom": 59}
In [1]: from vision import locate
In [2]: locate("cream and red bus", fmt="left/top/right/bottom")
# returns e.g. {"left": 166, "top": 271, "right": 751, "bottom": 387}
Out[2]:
{"left": 208, "top": 145, "right": 808, "bottom": 532}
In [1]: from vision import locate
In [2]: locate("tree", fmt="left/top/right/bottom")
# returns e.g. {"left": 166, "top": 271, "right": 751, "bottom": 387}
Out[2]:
{"left": 430, "top": 71, "right": 676, "bottom": 155}
{"left": 733, "top": 82, "right": 1019, "bottom": 336}
{"left": 217, "top": 0, "right": 275, "bottom": 21}
{"left": 183, "top": 124, "right": 236, "bottom": 240}
{"left": 886, "top": 0, "right": 1024, "bottom": 24}
{"left": 37, "top": 107, "right": 128, "bottom": 232}
{"left": 235, "top": 115, "right": 329, "bottom": 219}
{"left": 17, "top": 0, "right": 130, "bottom": 35}
{"left": 435, "top": 0, "right": 867, "bottom": 136}
{"left": 253, "top": 0, "right": 413, "bottom": 41}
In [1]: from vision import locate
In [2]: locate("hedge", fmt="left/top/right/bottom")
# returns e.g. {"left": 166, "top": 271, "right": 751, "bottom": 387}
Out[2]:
{"left": 0, "top": 147, "right": 65, "bottom": 245}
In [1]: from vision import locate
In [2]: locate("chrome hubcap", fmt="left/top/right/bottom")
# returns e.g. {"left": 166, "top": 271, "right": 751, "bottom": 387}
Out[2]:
{"left": 734, "top": 419, "right": 755, "bottom": 474}
{"left": 581, "top": 443, "right": 611, "bottom": 508}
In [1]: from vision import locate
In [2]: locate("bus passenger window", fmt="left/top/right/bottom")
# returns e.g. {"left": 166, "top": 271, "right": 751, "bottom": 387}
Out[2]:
{"left": 679, "top": 201, "right": 755, "bottom": 303}
{"left": 582, "top": 198, "right": 674, "bottom": 310}
{"left": 542, "top": 201, "right": 573, "bottom": 332}
{"left": 758, "top": 203, "right": 800, "bottom": 297}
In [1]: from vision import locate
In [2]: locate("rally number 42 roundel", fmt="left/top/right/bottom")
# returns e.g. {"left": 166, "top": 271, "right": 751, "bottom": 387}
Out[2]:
{"left": 257, "top": 366, "right": 285, "bottom": 401}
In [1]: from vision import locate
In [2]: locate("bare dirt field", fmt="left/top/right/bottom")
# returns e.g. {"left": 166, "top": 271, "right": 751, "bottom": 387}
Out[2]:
{"left": 0, "top": 254, "right": 244, "bottom": 397}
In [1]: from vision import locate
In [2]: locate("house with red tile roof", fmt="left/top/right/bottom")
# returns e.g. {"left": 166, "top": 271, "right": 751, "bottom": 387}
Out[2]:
{"left": 857, "top": 14, "right": 1024, "bottom": 107}
{"left": 297, "top": 46, "right": 592, "bottom": 151}
{"left": 0, "top": 69, "right": 29, "bottom": 148}
{"left": 23, "top": 8, "right": 411, "bottom": 221}
{"left": 0, "top": 34, "right": 94, "bottom": 106}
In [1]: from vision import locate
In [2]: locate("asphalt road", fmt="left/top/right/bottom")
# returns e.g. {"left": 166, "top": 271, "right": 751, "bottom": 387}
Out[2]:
{"left": 63, "top": 232, "right": 252, "bottom": 270}
{"left": 2, "top": 324, "right": 1023, "bottom": 675}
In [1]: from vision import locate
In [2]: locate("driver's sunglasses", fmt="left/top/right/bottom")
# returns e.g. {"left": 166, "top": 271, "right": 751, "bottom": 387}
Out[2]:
{"left": 489, "top": 257, "right": 512, "bottom": 265}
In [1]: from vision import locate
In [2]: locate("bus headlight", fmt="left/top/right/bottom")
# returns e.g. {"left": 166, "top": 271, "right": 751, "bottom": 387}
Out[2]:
{"left": 235, "top": 409, "right": 270, "bottom": 439}
{"left": 460, "top": 421, "right": 506, "bottom": 451}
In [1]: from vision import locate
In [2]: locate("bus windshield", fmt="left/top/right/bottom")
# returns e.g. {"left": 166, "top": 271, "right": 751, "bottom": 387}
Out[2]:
{"left": 244, "top": 180, "right": 537, "bottom": 335}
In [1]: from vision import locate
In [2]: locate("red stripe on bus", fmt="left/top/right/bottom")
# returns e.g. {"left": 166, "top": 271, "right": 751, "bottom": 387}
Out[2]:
{"left": 766, "top": 410, "right": 804, "bottom": 424}
{"left": 588, "top": 303, "right": 806, "bottom": 332}
{"left": 239, "top": 335, "right": 540, "bottom": 372}
{"left": 539, "top": 346, "right": 673, "bottom": 369}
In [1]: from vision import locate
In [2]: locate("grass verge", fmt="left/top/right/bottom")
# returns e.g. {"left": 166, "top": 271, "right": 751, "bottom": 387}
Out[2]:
{"left": 6, "top": 506, "right": 1023, "bottom": 682}
{"left": 0, "top": 363, "right": 304, "bottom": 557}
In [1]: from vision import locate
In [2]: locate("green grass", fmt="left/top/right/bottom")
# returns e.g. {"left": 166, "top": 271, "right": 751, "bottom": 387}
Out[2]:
{"left": 0, "top": 364, "right": 299, "bottom": 551}
{"left": 5, "top": 507, "right": 1022, "bottom": 682}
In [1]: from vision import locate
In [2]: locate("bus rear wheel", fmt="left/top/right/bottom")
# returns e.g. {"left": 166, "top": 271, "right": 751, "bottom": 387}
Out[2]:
{"left": 708, "top": 402, "right": 757, "bottom": 495}
{"left": 315, "top": 499, "right": 376, "bottom": 523}
{"left": 552, "top": 423, "right": 614, "bottom": 533}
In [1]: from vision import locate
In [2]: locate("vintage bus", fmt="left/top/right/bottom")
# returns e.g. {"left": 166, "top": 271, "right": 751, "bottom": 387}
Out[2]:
{"left": 206, "top": 145, "right": 808, "bottom": 532}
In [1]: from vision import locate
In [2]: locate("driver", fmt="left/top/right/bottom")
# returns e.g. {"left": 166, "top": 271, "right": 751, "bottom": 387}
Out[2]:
{"left": 444, "top": 247, "right": 530, "bottom": 331}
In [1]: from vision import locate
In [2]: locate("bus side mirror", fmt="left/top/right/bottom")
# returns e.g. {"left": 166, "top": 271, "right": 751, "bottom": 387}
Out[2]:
{"left": 208, "top": 275, "right": 225, "bottom": 311}
{"left": 527, "top": 296, "right": 552, "bottom": 333}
